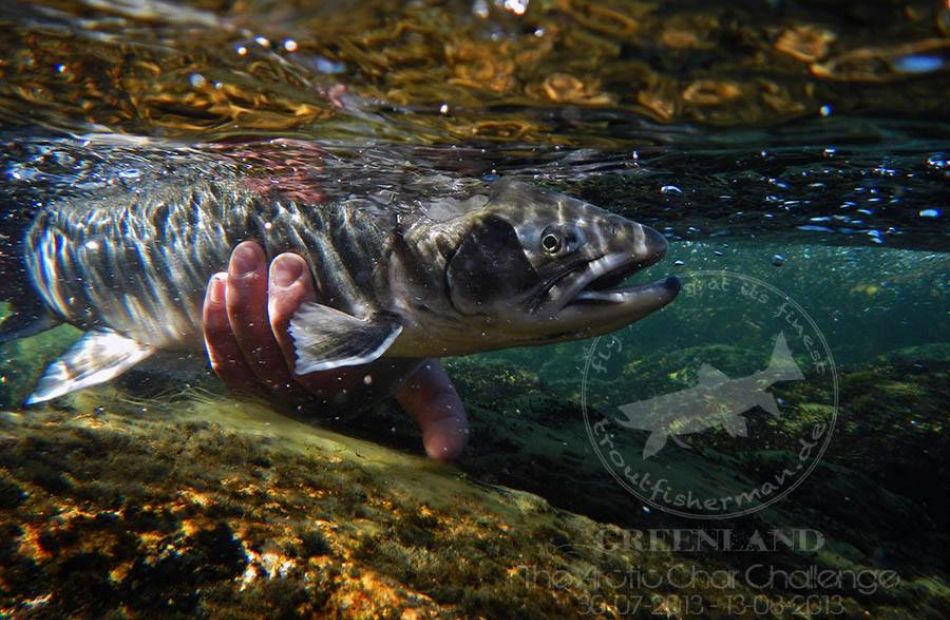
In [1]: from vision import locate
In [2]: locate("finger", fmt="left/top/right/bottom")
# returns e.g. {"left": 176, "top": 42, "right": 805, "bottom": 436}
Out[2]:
{"left": 202, "top": 272, "right": 258, "bottom": 389}
{"left": 395, "top": 360, "right": 469, "bottom": 461}
{"left": 267, "top": 252, "right": 317, "bottom": 373}
{"left": 267, "top": 253, "right": 365, "bottom": 403}
{"left": 225, "top": 241, "right": 297, "bottom": 394}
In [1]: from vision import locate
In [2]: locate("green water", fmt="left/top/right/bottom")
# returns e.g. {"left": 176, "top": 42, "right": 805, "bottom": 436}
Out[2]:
{"left": 0, "top": 0, "right": 948, "bottom": 617}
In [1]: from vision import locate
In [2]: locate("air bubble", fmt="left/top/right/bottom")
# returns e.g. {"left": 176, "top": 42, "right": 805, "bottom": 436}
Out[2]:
{"left": 926, "top": 153, "right": 947, "bottom": 170}
{"left": 893, "top": 54, "right": 944, "bottom": 74}
{"left": 502, "top": 0, "right": 529, "bottom": 15}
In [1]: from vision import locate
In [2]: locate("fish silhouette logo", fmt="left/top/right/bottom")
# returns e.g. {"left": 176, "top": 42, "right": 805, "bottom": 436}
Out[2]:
{"left": 583, "top": 270, "right": 837, "bottom": 518}
{"left": 614, "top": 332, "right": 805, "bottom": 459}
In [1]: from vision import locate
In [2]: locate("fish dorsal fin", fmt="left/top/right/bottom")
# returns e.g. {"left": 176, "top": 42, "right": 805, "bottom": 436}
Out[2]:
{"left": 26, "top": 329, "right": 155, "bottom": 404}
{"left": 289, "top": 302, "right": 402, "bottom": 375}
{"left": 487, "top": 177, "right": 586, "bottom": 211}
{"left": 766, "top": 332, "right": 805, "bottom": 383}
{"left": 697, "top": 363, "right": 729, "bottom": 387}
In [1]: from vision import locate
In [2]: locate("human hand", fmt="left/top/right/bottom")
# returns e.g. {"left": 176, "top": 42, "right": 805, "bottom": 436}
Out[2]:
{"left": 201, "top": 241, "right": 469, "bottom": 460}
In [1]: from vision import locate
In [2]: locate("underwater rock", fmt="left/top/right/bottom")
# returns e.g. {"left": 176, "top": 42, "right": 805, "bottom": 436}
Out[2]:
{"left": 775, "top": 24, "right": 837, "bottom": 63}
{"left": 0, "top": 342, "right": 948, "bottom": 616}
{"left": 0, "top": 398, "right": 779, "bottom": 617}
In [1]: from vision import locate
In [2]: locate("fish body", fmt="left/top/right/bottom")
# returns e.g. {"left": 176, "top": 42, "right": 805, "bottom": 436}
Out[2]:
{"left": 3, "top": 143, "right": 680, "bottom": 405}
{"left": 27, "top": 177, "right": 399, "bottom": 355}
{"left": 615, "top": 333, "right": 804, "bottom": 459}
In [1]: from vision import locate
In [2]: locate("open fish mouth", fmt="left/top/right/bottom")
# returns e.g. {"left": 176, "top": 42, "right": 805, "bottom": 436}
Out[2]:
{"left": 572, "top": 256, "right": 680, "bottom": 305}
{"left": 570, "top": 222, "right": 671, "bottom": 304}
{"left": 559, "top": 223, "right": 677, "bottom": 307}
{"left": 527, "top": 222, "right": 679, "bottom": 330}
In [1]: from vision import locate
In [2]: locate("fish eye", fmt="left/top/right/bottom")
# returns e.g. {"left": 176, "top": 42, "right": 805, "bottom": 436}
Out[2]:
{"left": 541, "top": 232, "right": 562, "bottom": 254}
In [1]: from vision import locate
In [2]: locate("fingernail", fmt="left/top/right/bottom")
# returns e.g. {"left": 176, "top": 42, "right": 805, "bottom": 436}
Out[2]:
{"left": 231, "top": 243, "right": 260, "bottom": 276}
{"left": 271, "top": 254, "right": 305, "bottom": 287}
{"left": 209, "top": 274, "right": 226, "bottom": 303}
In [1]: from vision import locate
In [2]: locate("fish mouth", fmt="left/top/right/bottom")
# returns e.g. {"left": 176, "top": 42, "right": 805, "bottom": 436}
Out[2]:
{"left": 571, "top": 257, "right": 680, "bottom": 305}
{"left": 537, "top": 225, "right": 680, "bottom": 333}
{"left": 559, "top": 224, "right": 676, "bottom": 308}
{"left": 566, "top": 256, "right": 680, "bottom": 305}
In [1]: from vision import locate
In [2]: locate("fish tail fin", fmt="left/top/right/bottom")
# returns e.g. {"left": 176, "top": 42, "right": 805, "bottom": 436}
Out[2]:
{"left": 766, "top": 332, "right": 805, "bottom": 383}
{"left": 614, "top": 402, "right": 640, "bottom": 428}
{"left": 26, "top": 329, "right": 155, "bottom": 405}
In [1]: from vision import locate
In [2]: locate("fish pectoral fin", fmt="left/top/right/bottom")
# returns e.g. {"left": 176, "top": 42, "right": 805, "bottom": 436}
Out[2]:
{"left": 723, "top": 415, "right": 749, "bottom": 437}
{"left": 26, "top": 329, "right": 155, "bottom": 405}
{"left": 642, "top": 431, "right": 668, "bottom": 459}
{"left": 289, "top": 302, "right": 403, "bottom": 375}
{"left": 756, "top": 392, "right": 782, "bottom": 417}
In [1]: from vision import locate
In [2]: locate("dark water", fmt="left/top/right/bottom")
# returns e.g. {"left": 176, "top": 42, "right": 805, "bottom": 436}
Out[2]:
{"left": 0, "top": 0, "right": 948, "bottom": 617}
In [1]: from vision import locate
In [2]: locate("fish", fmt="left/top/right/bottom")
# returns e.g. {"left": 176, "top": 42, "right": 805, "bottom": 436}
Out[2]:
{"left": 614, "top": 332, "right": 805, "bottom": 459}
{"left": 0, "top": 142, "right": 680, "bottom": 405}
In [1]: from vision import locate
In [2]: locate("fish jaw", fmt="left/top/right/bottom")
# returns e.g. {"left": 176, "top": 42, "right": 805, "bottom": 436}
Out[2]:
{"left": 526, "top": 224, "right": 680, "bottom": 340}
{"left": 550, "top": 275, "right": 681, "bottom": 339}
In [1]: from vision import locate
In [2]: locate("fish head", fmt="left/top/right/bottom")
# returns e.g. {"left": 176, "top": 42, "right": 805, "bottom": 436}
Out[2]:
{"left": 444, "top": 179, "right": 680, "bottom": 347}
